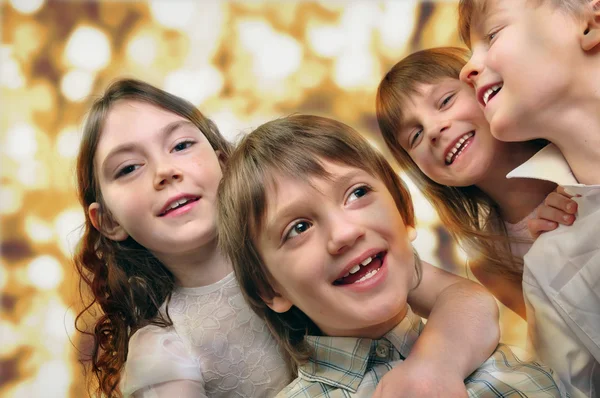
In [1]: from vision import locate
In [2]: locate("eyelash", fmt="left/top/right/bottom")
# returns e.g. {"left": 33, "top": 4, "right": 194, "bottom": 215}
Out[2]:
{"left": 114, "top": 140, "right": 196, "bottom": 178}
{"left": 282, "top": 185, "right": 373, "bottom": 241}
{"left": 485, "top": 30, "right": 498, "bottom": 44}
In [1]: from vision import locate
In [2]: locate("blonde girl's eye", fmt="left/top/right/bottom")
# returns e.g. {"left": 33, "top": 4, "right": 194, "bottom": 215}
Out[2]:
{"left": 410, "top": 128, "right": 423, "bottom": 148}
{"left": 285, "top": 220, "right": 312, "bottom": 240}
{"left": 347, "top": 185, "right": 372, "bottom": 204}
{"left": 440, "top": 93, "right": 455, "bottom": 109}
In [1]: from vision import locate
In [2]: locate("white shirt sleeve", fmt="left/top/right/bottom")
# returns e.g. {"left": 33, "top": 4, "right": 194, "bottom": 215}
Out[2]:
{"left": 121, "top": 324, "right": 206, "bottom": 398}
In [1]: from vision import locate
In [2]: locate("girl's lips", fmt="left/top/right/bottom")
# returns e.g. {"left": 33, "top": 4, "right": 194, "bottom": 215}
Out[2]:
{"left": 159, "top": 197, "right": 200, "bottom": 217}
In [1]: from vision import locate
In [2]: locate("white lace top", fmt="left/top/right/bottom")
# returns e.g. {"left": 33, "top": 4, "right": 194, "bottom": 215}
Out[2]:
{"left": 121, "top": 272, "right": 291, "bottom": 397}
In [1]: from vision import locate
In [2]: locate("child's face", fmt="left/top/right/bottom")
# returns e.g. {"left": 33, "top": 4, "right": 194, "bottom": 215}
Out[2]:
{"left": 257, "top": 159, "right": 417, "bottom": 338}
{"left": 90, "top": 100, "right": 224, "bottom": 259}
{"left": 460, "top": 0, "right": 582, "bottom": 142}
{"left": 397, "top": 78, "right": 505, "bottom": 187}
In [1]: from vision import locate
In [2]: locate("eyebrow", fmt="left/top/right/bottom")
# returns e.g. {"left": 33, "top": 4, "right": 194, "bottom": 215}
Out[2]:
{"left": 264, "top": 169, "right": 365, "bottom": 242}
{"left": 101, "top": 120, "right": 197, "bottom": 176}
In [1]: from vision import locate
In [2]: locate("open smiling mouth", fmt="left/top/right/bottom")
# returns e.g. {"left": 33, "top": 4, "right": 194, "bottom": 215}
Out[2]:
{"left": 159, "top": 197, "right": 200, "bottom": 216}
{"left": 483, "top": 83, "right": 502, "bottom": 106}
{"left": 333, "top": 252, "right": 385, "bottom": 285}
{"left": 445, "top": 132, "right": 474, "bottom": 165}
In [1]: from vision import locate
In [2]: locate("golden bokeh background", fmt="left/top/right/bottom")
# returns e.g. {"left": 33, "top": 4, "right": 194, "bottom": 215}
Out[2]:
{"left": 0, "top": 1, "right": 525, "bottom": 396}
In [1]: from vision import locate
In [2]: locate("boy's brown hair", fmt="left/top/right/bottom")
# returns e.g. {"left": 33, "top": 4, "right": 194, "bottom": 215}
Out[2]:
{"left": 217, "top": 114, "right": 420, "bottom": 373}
{"left": 376, "top": 47, "right": 542, "bottom": 280}
{"left": 458, "top": 0, "right": 590, "bottom": 47}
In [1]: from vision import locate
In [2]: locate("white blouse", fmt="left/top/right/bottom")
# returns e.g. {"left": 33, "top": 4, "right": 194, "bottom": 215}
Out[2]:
{"left": 121, "top": 272, "right": 291, "bottom": 397}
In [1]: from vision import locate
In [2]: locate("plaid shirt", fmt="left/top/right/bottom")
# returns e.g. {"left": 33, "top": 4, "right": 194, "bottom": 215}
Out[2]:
{"left": 277, "top": 308, "right": 567, "bottom": 398}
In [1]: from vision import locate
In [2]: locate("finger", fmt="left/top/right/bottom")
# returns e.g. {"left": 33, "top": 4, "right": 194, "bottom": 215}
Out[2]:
{"left": 527, "top": 219, "right": 558, "bottom": 239}
{"left": 544, "top": 192, "right": 578, "bottom": 214}
{"left": 537, "top": 204, "right": 576, "bottom": 225}
{"left": 557, "top": 185, "right": 581, "bottom": 199}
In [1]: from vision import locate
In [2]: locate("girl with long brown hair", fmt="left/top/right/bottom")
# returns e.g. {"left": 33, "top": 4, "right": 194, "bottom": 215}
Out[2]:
{"left": 73, "top": 78, "right": 291, "bottom": 397}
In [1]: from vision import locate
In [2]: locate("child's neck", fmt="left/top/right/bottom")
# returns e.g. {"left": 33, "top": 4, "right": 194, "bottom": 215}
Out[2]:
{"left": 476, "top": 142, "right": 556, "bottom": 224}
{"left": 319, "top": 305, "right": 408, "bottom": 340}
{"left": 548, "top": 102, "right": 600, "bottom": 186}
{"left": 157, "top": 238, "right": 233, "bottom": 288}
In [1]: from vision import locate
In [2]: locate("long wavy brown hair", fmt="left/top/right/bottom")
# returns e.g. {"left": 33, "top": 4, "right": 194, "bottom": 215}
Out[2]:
{"left": 74, "top": 78, "right": 232, "bottom": 397}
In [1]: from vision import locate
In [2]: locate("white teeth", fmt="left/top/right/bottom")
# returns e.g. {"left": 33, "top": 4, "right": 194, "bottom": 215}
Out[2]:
{"left": 166, "top": 198, "right": 190, "bottom": 211}
{"left": 445, "top": 132, "right": 475, "bottom": 164}
{"left": 482, "top": 83, "right": 503, "bottom": 105}
{"left": 361, "top": 256, "right": 373, "bottom": 266}
{"left": 348, "top": 264, "right": 361, "bottom": 274}
{"left": 353, "top": 268, "right": 380, "bottom": 283}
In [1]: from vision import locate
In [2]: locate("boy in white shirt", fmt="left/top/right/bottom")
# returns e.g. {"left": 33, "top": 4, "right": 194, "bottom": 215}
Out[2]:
{"left": 459, "top": 0, "right": 600, "bottom": 396}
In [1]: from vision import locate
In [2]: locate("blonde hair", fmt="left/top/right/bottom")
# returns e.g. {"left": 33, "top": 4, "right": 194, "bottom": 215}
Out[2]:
{"left": 376, "top": 47, "right": 536, "bottom": 280}
{"left": 217, "top": 115, "right": 421, "bottom": 373}
{"left": 458, "top": 0, "right": 591, "bottom": 47}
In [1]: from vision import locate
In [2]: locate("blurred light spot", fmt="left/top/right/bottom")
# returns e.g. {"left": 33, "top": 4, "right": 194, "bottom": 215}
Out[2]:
{"left": 27, "top": 255, "right": 63, "bottom": 290}
{"left": 1, "top": 47, "right": 25, "bottom": 89}
{"left": 164, "top": 67, "right": 223, "bottom": 105}
{"left": 55, "top": 209, "right": 85, "bottom": 257}
{"left": 5, "top": 123, "right": 37, "bottom": 160}
{"left": 379, "top": 1, "right": 417, "bottom": 51}
{"left": 150, "top": 0, "right": 197, "bottom": 29}
{"left": 307, "top": 25, "right": 344, "bottom": 58}
{"left": 26, "top": 216, "right": 54, "bottom": 243}
{"left": 0, "top": 261, "right": 5, "bottom": 291}
{"left": 44, "top": 299, "right": 72, "bottom": 343}
{"left": 211, "top": 110, "right": 246, "bottom": 143}
{"left": 0, "top": 321, "right": 20, "bottom": 356}
{"left": 127, "top": 34, "right": 157, "bottom": 67}
{"left": 9, "top": 0, "right": 44, "bottom": 14}
{"left": 0, "top": 186, "right": 23, "bottom": 215}
{"left": 456, "top": 245, "right": 468, "bottom": 264}
{"left": 18, "top": 160, "right": 47, "bottom": 188}
{"left": 56, "top": 126, "right": 82, "bottom": 158}
{"left": 413, "top": 227, "right": 438, "bottom": 265}
{"left": 33, "top": 360, "right": 71, "bottom": 398}
{"left": 340, "top": 2, "right": 379, "bottom": 47}
{"left": 61, "top": 69, "right": 94, "bottom": 102}
{"left": 238, "top": 21, "right": 302, "bottom": 82}
{"left": 402, "top": 174, "right": 439, "bottom": 224}
{"left": 333, "top": 50, "right": 376, "bottom": 89}
{"left": 29, "top": 80, "right": 55, "bottom": 112}
{"left": 64, "top": 26, "right": 111, "bottom": 71}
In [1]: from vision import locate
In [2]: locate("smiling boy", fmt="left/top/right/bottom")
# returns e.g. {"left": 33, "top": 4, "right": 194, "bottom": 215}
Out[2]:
{"left": 458, "top": 0, "right": 600, "bottom": 396}
{"left": 217, "top": 115, "right": 566, "bottom": 397}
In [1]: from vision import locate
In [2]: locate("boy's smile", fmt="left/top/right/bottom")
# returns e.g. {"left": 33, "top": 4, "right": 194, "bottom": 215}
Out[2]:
{"left": 460, "top": 0, "right": 585, "bottom": 142}
{"left": 257, "top": 160, "right": 417, "bottom": 339}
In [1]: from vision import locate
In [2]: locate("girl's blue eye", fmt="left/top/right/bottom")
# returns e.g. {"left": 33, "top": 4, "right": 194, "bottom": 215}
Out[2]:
{"left": 173, "top": 140, "right": 195, "bottom": 152}
{"left": 347, "top": 185, "right": 372, "bottom": 203}
{"left": 286, "top": 221, "right": 312, "bottom": 240}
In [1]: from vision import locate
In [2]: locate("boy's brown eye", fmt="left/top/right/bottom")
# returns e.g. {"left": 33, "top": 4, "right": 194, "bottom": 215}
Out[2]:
{"left": 286, "top": 221, "right": 312, "bottom": 240}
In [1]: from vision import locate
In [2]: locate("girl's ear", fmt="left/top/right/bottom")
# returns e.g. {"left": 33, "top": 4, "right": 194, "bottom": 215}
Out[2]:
{"left": 264, "top": 294, "right": 294, "bottom": 313}
{"left": 407, "top": 226, "right": 417, "bottom": 242}
{"left": 581, "top": 0, "right": 600, "bottom": 51}
{"left": 215, "top": 150, "right": 227, "bottom": 171}
{"left": 89, "top": 202, "right": 129, "bottom": 241}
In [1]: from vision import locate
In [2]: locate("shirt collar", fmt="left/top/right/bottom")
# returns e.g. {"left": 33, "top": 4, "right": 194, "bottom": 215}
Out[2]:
{"left": 505, "top": 144, "right": 600, "bottom": 197}
{"left": 298, "top": 307, "right": 422, "bottom": 393}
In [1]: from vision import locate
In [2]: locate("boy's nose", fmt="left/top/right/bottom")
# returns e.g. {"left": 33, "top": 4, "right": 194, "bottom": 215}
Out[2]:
{"left": 460, "top": 52, "right": 483, "bottom": 88}
{"left": 326, "top": 214, "right": 365, "bottom": 255}
{"left": 426, "top": 121, "right": 450, "bottom": 145}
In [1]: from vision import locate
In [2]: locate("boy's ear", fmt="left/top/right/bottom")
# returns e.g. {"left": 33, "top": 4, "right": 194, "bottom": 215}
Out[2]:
{"left": 407, "top": 226, "right": 417, "bottom": 242}
{"left": 88, "top": 202, "right": 129, "bottom": 241}
{"left": 581, "top": 0, "right": 600, "bottom": 51}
